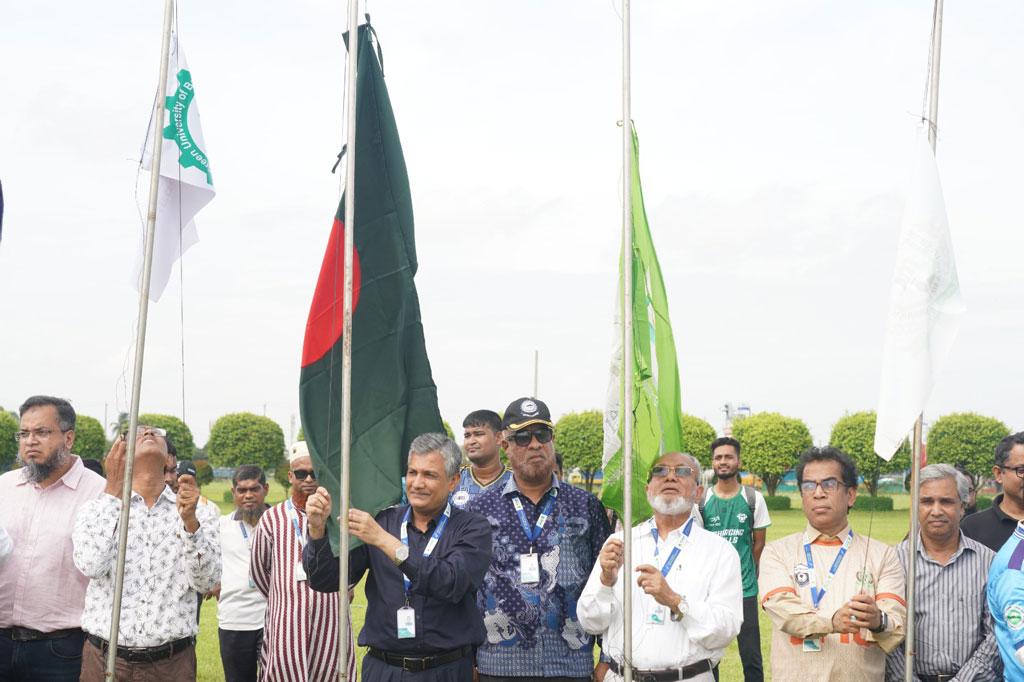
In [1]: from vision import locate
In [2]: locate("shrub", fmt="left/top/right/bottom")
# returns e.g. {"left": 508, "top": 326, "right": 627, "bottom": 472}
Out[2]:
{"left": 976, "top": 495, "right": 993, "bottom": 511}
{"left": 194, "top": 460, "right": 214, "bottom": 486}
{"left": 72, "top": 415, "right": 108, "bottom": 460}
{"left": 138, "top": 413, "right": 196, "bottom": 459}
{"left": 855, "top": 495, "right": 894, "bottom": 512}
{"left": 207, "top": 413, "right": 286, "bottom": 471}
{"left": 764, "top": 495, "right": 792, "bottom": 511}
{"left": 275, "top": 460, "right": 291, "bottom": 491}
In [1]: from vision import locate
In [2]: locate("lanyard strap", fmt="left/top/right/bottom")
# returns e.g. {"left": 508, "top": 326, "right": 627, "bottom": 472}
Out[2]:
{"left": 511, "top": 487, "right": 559, "bottom": 548}
{"left": 285, "top": 499, "right": 305, "bottom": 548}
{"left": 238, "top": 521, "right": 251, "bottom": 544}
{"left": 803, "top": 529, "right": 854, "bottom": 609}
{"left": 399, "top": 503, "right": 452, "bottom": 594}
{"left": 649, "top": 517, "right": 693, "bottom": 576}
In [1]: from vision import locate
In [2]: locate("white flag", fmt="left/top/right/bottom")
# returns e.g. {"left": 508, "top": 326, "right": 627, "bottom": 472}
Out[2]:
{"left": 873, "top": 135, "right": 965, "bottom": 460}
{"left": 134, "top": 34, "right": 215, "bottom": 301}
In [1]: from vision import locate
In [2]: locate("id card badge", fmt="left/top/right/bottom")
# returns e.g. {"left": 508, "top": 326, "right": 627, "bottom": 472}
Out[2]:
{"left": 397, "top": 606, "right": 416, "bottom": 639}
{"left": 647, "top": 605, "right": 667, "bottom": 625}
{"left": 802, "top": 637, "right": 821, "bottom": 653}
{"left": 248, "top": 577, "right": 256, "bottom": 589}
{"left": 520, "top": 553, "right": 540, "bottom": 584}
{"left": 294, "top": 561, "right": 308, "bottom": 582}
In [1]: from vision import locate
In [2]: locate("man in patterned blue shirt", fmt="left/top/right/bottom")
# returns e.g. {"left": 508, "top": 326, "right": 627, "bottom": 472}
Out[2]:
{"left": 468, "top": 397, "right": 611, "bottom": 682}
{"left": 452, "top": 410, "right": 511, "bottom": 509}
{"left": 988, "top": 520, "right": 1024, "bottom": 681}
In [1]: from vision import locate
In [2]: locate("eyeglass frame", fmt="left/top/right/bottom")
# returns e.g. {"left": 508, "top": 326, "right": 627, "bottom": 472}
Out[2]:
{"left": 648, "top": 465, "right": 695, "bottom": 481}
{"left": 507, "top": 426, "right": 554, "bottom": 448}
{"left": 13, "top": 427, "right": 71, "bottom": 442}
{"left": 291, "top": 469, "right": 317, "bottom": 481}
{"left": 799, "top": 477, "right": 846, "bottom": 495}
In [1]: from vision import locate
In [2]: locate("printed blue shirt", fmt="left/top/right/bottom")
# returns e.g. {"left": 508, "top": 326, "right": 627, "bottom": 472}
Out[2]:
{"left": 467, "top": 474, "right": 610, "bottom": 678}
{"left": 988, "top": 521, "right": 1024, "bottom": 681}
{"left": 451, "top": 466, "right": 512, "bottom": 509}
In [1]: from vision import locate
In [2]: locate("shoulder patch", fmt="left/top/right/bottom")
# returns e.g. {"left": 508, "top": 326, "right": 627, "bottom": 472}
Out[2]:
{"left": 1006, "top": 604, "right": 1024, "bottom": 630}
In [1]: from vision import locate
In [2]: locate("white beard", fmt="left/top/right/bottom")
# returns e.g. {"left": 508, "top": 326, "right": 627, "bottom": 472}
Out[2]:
{"left": 649, "top": 494, "right": 693, "bottom": 516}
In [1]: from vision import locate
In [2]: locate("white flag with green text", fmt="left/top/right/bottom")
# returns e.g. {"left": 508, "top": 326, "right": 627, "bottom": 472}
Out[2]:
{"left": 134, "top": 34, "right": 215, "bottom": 302}
{"left": 874, "top": 135, "right": 965, "bottom": 460}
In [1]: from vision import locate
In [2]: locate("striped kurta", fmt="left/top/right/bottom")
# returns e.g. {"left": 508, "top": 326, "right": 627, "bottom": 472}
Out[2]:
{"left": 251, "top": 499, "right": 356, "bottom": 682}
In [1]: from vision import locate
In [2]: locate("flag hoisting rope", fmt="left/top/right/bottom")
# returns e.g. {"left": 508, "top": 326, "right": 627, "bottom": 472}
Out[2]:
{"left": 620, "top": 1, "right": 634, "bottom": 679}
{"left": 105, "top": 0, "right": 176, "bottom": 677}
{"left": 337, "top": 0, "right": 360, "bottom": 678}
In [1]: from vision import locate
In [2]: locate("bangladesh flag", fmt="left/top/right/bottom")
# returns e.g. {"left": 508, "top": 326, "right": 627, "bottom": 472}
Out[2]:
{"left": 300, "top": 24, "right": 444, "bottom": 552}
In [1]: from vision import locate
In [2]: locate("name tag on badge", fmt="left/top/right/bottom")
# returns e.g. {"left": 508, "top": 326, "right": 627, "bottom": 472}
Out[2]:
{"left": 802, "top": 637, "right": 821, "bottom": 653}
{"left": 397, "top": 606, "right": 416, "bottom": 639}
{"left": 294, "top": 561, "right": 308, "bottom": 582}
{"left": 647, "top": 605, "right": 667, "bottom": 625}
{"left": 520, "top": 553, "right": 540, "bottom": 584}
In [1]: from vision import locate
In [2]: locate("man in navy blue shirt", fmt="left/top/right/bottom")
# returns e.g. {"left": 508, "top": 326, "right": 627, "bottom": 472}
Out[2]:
{"left": 468, "top": 397, "right": 611, "bottom": 682}
{"left": 303, "top": 432, "right": 492, "bottom": 681}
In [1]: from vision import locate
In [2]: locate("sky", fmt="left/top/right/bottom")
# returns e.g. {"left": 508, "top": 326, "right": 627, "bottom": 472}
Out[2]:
{"left": 1, "top": 1, "right": 1022, "bottom": 450}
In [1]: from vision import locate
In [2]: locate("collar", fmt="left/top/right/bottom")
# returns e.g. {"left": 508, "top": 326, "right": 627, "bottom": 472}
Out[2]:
{"left": 917, "top": 530, "right": 972, "bottom": 564}
{"left": 805, "top": 523, "right": 853, "bottom": 546}
{"left": 465, "top": 465, "right": 509, "bottom": 488}
{"left": 16, "top": 455, "right": 85, "bottom": 489}
{"left": 130, "top": 485, "right": 176, "bottom": 507}
{"left": 646, "top": 516, "right": 691, "bottom": 542}
{"left": 993, "top": 495, "right": 1024, "bottom": 523}
{"left": 403, "top": 503, "right": 450, "bottom": 533}
{"left": 502, "top": 472, "right": 560, "bottom": 498}
{"left": 1014, "top": 520, "right": 1024, "bottom": 542}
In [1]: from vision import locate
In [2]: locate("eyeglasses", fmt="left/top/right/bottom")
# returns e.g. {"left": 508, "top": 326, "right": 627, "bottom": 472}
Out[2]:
{"left": 14, "top": 427, "right": 68, "bottom": 441}
{"left": 292, "top": 469, "right": 317, "bottom": 481}
{"left": 123, "top": 426, "right": 168, "bottom": 439}
{"left": 800, "top": 477, "right": 843, "bottom": 494}
{"left": 1001, "top": 466, "right": 1024, "bottom": 480}
{"left": 509, "top": 427, "right": 553, "bottom": 448}
{"left": 650, "top": 465, "right": 694, "bottom": 479}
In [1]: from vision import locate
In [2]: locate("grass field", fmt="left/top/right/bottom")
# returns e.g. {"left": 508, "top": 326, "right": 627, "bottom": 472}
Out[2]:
{"left": 195, "top": 482, "right": 913, "bottom": 681}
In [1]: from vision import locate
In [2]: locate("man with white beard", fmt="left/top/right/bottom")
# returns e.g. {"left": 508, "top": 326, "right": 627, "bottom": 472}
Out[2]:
{"left": 578, "top": 452, "right": 743, "bottom": 682}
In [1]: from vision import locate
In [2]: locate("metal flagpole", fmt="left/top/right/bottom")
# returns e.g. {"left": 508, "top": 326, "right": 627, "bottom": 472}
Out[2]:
{"left": 105, "top": 0, "right": 175, "bottom": 677}
{"left": 621, "top": 1, "right": 634, "bottom": 680}
{"left": 337, "top": 0, "right": 360, "bottom": 678}
{"left": 905, "top": 3, "right": 943, "bottom": 680}
{"left": 533, "top": 350, "right": 539, "bottom": 398}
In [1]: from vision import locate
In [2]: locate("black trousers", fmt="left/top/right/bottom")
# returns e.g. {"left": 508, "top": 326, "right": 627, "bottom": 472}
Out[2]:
{"left": 217, "top": 628, "right": 262, "bottom": 682}
{"left": 363, "top": 654, "right": 474, "bottom": 681}
{"left": 713, "top": 595, "right": 763, "bottom": 682}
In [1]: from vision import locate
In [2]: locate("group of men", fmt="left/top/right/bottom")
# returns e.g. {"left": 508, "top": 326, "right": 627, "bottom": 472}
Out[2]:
{"left": 2, "top": 392, "right": 1024, "bottom": 682}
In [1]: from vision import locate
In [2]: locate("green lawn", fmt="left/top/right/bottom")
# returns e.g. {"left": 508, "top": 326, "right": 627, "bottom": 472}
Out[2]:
{"left": 196, "top": 483, "right": 913, "bottom": 681}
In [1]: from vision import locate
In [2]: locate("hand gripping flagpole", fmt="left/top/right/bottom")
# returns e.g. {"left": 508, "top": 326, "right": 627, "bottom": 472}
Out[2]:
{"left": 337, "top": 0, "right": 360, "bottom": 679}
{"left": 905, "top": 2, "right": 943, "bottom": 679}
{"left": 621, "top": 0, "right": 634, "bottom": 679}
{"left": 105, "top": 0, "right": 175, "bottom": 677}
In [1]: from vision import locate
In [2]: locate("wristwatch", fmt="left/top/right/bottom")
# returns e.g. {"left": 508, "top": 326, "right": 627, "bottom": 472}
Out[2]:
{"left": 670, "top": 595, "right": 688, "bottom": 622}
{"left": 392, "top": 544, "right": 409, "bottom": 566}
{"left": 870, "top": 611, "right": 888, "bottom": 634}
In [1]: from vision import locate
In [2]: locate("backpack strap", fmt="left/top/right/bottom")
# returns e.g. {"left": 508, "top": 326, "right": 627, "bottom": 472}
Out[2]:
{"left": 742, "top": 485, "right": 757, "bottom": 517}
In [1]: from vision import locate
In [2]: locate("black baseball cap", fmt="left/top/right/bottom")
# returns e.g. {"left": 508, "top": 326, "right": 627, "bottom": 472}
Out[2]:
{"left": 502, "top": 397, "right": 554, "bottom": 431}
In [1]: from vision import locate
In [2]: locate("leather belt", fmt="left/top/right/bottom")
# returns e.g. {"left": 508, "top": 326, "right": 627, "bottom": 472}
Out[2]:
{"left": 609, "top": 658, "right": 713, "bottom": 682}
{"left": 86, "top": 634, "right": 194, "bottom": 663}
{"left": 919, "top": 675, "right": 955, "bottom": 682}
{"left": 367, "top": 644, "right": 473, "bottom": 672}
{"left": 0, "top": 627, "right": 81, "bottom": 642}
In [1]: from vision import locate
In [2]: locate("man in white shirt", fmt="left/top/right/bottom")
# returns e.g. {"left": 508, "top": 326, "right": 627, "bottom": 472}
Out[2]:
{"left": 214, "top": 465, "right": 269, "bottom": 682}
{"left": 73, "top": 425, "right": 221, "bottom": 681}
{"left": 579, "top": 452, "right": 743, "bottom": 682}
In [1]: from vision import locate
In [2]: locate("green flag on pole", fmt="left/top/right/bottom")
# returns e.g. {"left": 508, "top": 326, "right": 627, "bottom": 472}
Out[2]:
{"left": 601, "top": 125, "right": 685, "bottom": 519}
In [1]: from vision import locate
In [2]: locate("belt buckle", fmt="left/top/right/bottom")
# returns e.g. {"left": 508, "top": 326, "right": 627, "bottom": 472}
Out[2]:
{"left": 401, "top": 656, "right": 422, "bottom": 673}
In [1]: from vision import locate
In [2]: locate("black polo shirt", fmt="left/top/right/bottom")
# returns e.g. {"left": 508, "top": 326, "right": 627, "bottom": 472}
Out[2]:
{"left": 302, "top": 504, "right": 492, "bottom": 655}
{"left": 961, "top": 494, "right": 1022, "bottom": 552}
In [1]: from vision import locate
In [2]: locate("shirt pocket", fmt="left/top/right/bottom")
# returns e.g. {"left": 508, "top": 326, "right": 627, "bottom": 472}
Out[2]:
{"left": 553, "top": 516, "right": 591, "bottom": 589}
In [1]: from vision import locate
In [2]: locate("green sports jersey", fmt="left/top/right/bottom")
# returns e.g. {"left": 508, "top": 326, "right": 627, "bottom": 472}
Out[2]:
{"left": 702, "top": 488, "right": 770, "bottom": 598}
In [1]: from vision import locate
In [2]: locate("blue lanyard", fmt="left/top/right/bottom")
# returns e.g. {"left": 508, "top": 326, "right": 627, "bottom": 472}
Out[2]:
{"left": 803, "top": 530, "right": 854, "bottom": 609}
{"left": 238, "top": 521, "right": 251, "bottom": 545}
{"left": 650, "top": 517, "right": 693, "bottom": 576}
{"left": 399, "top": 503, "right": 451, "bottom": 594}
{"left": 511, "top": 487, "right": 558, "bottom": 548}
{"left": 285, "top": 500, "right": 304, "bottom": 547}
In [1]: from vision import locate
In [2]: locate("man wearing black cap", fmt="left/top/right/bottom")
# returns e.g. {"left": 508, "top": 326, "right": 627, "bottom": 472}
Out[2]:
{"left": 468, "top": 398, "right": 611, "bottom": 682}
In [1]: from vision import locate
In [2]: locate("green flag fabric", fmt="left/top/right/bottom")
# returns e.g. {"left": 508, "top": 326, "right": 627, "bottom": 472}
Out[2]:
{"left": 601, "top": 125, "right": 685, "bottom": 519}
{"left": 299, "top": 24, "right": 443, "bottom": 553}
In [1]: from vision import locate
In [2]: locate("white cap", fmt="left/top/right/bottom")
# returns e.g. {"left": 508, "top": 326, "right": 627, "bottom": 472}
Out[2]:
{"left": 289, "top": 441, "right": 310, "bottom": 463}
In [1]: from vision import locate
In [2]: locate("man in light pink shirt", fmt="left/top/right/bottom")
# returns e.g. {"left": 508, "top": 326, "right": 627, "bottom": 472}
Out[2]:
{"left": 0, "top": 395, "right": 105, "bottom": 680}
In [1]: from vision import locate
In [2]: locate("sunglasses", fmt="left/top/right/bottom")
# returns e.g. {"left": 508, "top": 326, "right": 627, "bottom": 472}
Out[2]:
{"left": 649, "top": 465, "right": 694, "bottom": 479}
{"left": 292, "top": 469, "right": 317, "bottom": 481}
{"left": 509, "top": 427, "right": 554, "bottom": 448}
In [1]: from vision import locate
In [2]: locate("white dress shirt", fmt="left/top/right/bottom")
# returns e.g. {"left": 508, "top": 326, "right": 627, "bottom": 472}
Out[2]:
{"left": 578, "top": 516, "right": 743, "bottom": 672}
{"left": 73, "top": 487, "right": 221, "bottom": 647}
{"left": 216, "top": 511, "right": 266, "bottom": 631}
